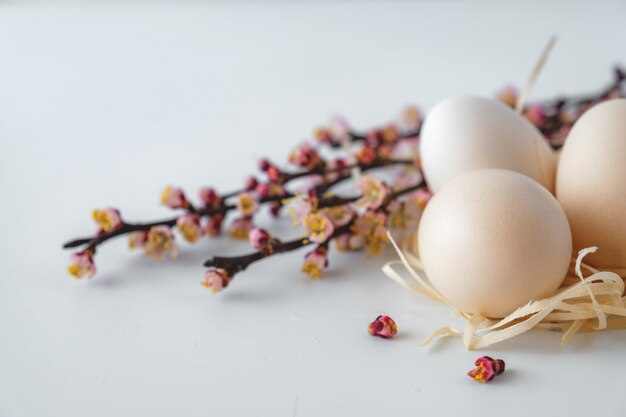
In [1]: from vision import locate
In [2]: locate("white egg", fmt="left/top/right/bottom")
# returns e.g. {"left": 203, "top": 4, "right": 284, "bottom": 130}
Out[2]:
{"left": 556, "top": 98, "right": 626, "bottom": 274}
{"left": 418, "top": 169, "right": 572, "bottom": 318}
{"left": 420, "top": 96, "right": 556, "bottom": 193}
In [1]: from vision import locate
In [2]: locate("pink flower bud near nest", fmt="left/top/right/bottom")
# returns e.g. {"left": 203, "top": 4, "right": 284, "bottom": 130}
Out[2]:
{"left": 198, "top": 187, "right": 221, "bottom": 208}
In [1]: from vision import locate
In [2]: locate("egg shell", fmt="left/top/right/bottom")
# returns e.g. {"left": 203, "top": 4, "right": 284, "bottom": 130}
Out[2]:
{"left": 418, "top": 169, "right": 572, "bottom": 318}
{"left": 556, "top": 98, "right": 626, "bottom": 273}
{"left": 420, "top": 96, "right": 556, "bottom": 193}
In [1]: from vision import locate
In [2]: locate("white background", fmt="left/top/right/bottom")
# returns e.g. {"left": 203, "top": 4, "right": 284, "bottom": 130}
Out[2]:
{"left": 1, "top": 1, "right": 625, "bottom": 416}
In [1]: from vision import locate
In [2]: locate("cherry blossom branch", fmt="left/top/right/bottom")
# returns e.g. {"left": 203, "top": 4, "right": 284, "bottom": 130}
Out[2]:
{"left": 62, "top": 157, "right": 415, "bottom": 252}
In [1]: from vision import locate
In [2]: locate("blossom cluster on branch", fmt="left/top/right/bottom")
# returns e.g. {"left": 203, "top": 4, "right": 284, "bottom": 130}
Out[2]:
{"left": 64, "top": 66, "right": 625, "bottom": 293}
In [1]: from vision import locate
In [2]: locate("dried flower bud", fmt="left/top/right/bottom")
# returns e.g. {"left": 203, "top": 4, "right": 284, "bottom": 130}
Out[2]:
{"left": 144, "top": 226, "right": 178, "bottom": 260}
{"left": 199, "top": 187, "right": 222, "bottom": 208}
{"left": 467, "top": 356, "right": 505, "bottom": 383}
{"left": 161, "top": 186, "right": 188, "bottom": 209}
{"left": 67, "top": 249, "right": 96, "bottom": 279}
{"left": 301, "top": 246, "right": 328, "bottom": 279}
{"left": 368, "top": 315, "right": 397, "bottom": 338}
{"left": 92, "top": 208, "right": 123, "bottom": 233}
{"left": 258, "top": 159, "right": 272, "bottom": 172}
{"left": 302, "top": 211, "right": 335, "bottom": 243}
{"left": 176, "top": 214, "right": 201, "bottom": 243}
{"left": 201, "top": 268, "right": 229, "bottom": 294}
{"left": 235, "top": 192, "right": 259, "bottom": 216}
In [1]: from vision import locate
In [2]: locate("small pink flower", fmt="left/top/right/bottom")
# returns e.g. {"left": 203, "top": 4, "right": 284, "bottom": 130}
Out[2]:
{"left": 314, "top": 127, "right": 332, "bottom": 144}
{"left": 288, "top": 143, "right": 323, "bottom": 169}
{"left": 161, "top": 186, "right": 188, "bottom": 209}
{"left": 249, "top": 227, "right": 272, "bottom": 250}
{"left": 267, "top": 166, "right": 282, "bottom": 182}
{"left": 235, "top": 192, "right": 259, "bottom": 216}
{"left": 67, "top": 249, "right": 96, "bottom": 279}
{"left": 203, "top": 214, "right": 224, "bottom": 237}
{"left": 128, "top": 230, "right": 148, "bottom": 249}
{"left": 524, "top": 104, "right": 547, "bottom": 126}
{"left": 323, "top": 205, "right": 356, "bottom": 227}
{"left": 352, "top": 210, "right": 388, "bottom": 256}
{"left": 356, "top": 147, "right": 377, "bottom": 165}
{"left": 176, "top": 214, "right": 201, "bottom": 243}
{"left": 228, "top": 216, "right": 253, "bottom": 240}
{"left": 201, "top": 268, "right": 230, "bottom": 294}
{"left": 414, "top": 187, "right": 432, "bottom": 210}
{"left": 334, "top": 233, "right": 366, "bottom": 252}
{"left": 144, "top": 226, "right": 178, "bottom": 260}
{"left": 288, "top": 191, "right": 318, "bottom": 224}
{"left": 368, "top": 315, "right": 397, "bottom": 338}
{"left": 467, "top": 356, "right": 506, "bottom": 383}
{"left": 329, "top": 116, "right": 350, "bottom": 142}
{"left": 401, "top": 105, "right": 422, "bottom": 131}
{"left": 301, "top": 247, "right": 328, "bottom": 279}
{"left": 92, "top": 208, "right": 123, "bottom": 233}
{"left": 302, "top": 211, "right": 335, "bottom": 243}
{"left": 496, "top": 86, "right": 518, "bottom": 108}
{"left": 357, "top": 175, "right": 389, "bottom": 210}
{"left": 198, "top": 187, "right": 222, "bottom": 208}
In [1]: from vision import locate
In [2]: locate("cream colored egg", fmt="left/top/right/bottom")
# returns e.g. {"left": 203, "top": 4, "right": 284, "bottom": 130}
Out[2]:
{"left": 556, "top": 99, "right": 626, "bottom": 273}
{"left": 420, "top": 96, "right": 556, "bottom": 193}
{"left": 418, "top": 169, "right": 572, "bottom": 318}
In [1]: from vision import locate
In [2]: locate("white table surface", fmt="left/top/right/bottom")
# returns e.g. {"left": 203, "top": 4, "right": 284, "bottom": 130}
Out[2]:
{"left": 1, "top": 1, "right": 625, "bottom": 416}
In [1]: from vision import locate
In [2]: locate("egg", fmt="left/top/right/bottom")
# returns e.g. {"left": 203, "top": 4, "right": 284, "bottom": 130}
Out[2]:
{"left": 556, "top": 98, "right": 626, "bottom": 274}
{"left": 418, "top": 169, "right": 572, "bottom": 318}
{"left": 420, "top": 96, "right": 556, "bottom": 193}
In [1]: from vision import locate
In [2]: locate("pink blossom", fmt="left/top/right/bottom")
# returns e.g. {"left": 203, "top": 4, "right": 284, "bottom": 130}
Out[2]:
{"left": 176, "top": 214, "right": 201, "bottom": 243}
{"left": 302, "top": 211, "right": 335, "bottom": 243}
{"left": 67, "top": 250, "right": 96, "bottom": 279}
{"left": 467, "top": 356, "right": 505, "bottom": 383}
{"left": 301, "top": 247, "right": 328, "bottom": 279}
{"left": 161, "top": 186, "right": 188, "bottom": 209}
{"left": 249, "top": 227, "right": 272, "bottom": 250}
{"left": 128, "top": 230, "right": 148, "bottom": 249}
{"left": 524, "top": 104, "right": 547, "bottom": 126}
{"left": 288, "top": 143, "right": 323, "bottom": 169}
{"left": 357, "top": 175, "right": 389, "bottom": 210}
{"left": 414, "top": 188, "right": 432, "bottom": 210}
{"left": 323, "top": 205, "right": 356, "bottom": 227}
{"left": 201, "top": 268, "right": 229, "bottom": 294}
{"left": 352, "top": 210, "right": 388, "bottom": 256}
{"left": 92, "top": 208, "right": 123, "bottom": 233}
{"left": 256, "top": 183, "right": 285, "bottom": 198}
{"left": 245, "top": 176, "right": 259, "bottom": 191}
{"left": 400, "top": 105, "right": 422, "bottom": 131}
{"left": 356, "top": 147, "right": 376, "bottom": 165}
{"left": 228, "top": 216, "right": 253, "bottom": 240}
{"left": 334, "top": 233, "right": 366, "bottom": 252}
{"left": 235, "top": 192, "right": 259, "bottom": 216}
{"left": 198, "top": 187, "right": 221, "bottom": 208}
{"left": 368, "top": 315, "right": 397, "bottom": 338}
{"left": 324, "top": 158, "right": 348, "bottom": 182}
{"left": 203, "top": 214, "right": 224, "bottom": 237}
{"left": 329, "top": 116, "right": 350, "bottom": 142}
{"left": 144, "top": 226, "right": 178, "bottom": 260}
{"left": 288, "top": 191, "right": 318, "bottom": 224}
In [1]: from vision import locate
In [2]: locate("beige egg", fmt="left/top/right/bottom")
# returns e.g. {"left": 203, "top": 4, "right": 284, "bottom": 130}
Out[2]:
{"left": 556, "top": 99, "right": 626, "bottom": 273}
{"left": 420, "top": 96, "right": 556, "bottom": 193}
{"left": 418, "top": 169, "right": 572, "bottom": 318}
